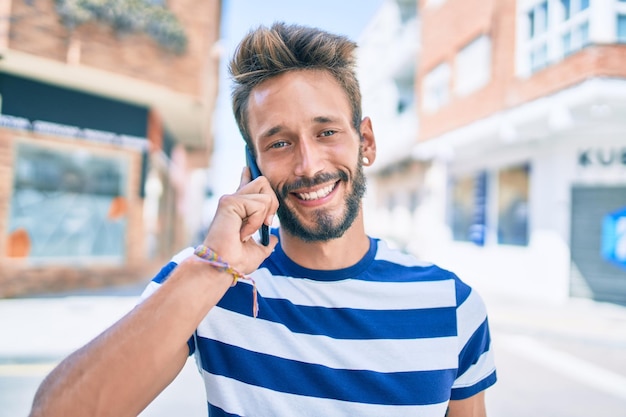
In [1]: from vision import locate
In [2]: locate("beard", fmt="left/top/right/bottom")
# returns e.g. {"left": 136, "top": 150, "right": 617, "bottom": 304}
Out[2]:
{"left": 274, "top": 158, "right": 367, "bottom": 242}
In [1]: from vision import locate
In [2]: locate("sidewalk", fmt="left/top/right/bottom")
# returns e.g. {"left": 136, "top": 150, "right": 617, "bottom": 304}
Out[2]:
{"left": 2, "top": 284, "right": 625, "bottom": 417}
{"left": 483, "top": 292, "right": 626, "bottom": 348}
{"left": 0, "top": 281, "right": 208, "bottom": 417}
{"left": 0, "top": 293, "right": 141, "bottom": 363}
{"left": 0, "top": 280, "right": 148, "bottom": 363}
{"left": 2, "top": 283, "right": 626, "bottom": 363}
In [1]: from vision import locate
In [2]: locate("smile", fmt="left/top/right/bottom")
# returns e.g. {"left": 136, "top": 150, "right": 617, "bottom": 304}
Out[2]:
{"left": 295, "top": 182, "right": 338, "bottom": 201}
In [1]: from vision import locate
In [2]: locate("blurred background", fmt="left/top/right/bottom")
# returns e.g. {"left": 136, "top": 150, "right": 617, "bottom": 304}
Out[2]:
{"left": 0, "top": 0, "right": 625, "bottom": 416}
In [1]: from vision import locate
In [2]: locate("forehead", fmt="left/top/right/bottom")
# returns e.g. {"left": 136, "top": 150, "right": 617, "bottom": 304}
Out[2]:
{"left": 246, "top": 70, "right": 352, "bottom": 140}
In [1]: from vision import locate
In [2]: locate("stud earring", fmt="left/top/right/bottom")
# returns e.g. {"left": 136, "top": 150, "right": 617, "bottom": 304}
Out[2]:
{"left": 362, "top": 156, "right": 370, "bottom": 165}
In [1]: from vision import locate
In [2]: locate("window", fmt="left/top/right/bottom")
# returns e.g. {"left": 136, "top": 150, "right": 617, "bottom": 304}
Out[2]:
{"left": 450, "top": 166, "right": 530, "bottom": 247}
{"left": 519, "top": 0, "right": 591, "bottom": 75}
{"left": 423, "top": 63, "right": 450, "bottom": 113}
{"left": 455, "top": 35, "right": 492, "bottom": 96}
{"left": 395, "top": 75, "right": 415, "bottom": 114}
{"left": 409, "top": 190, "right": 420, "bottom": 213}
{"left": 619, "top": 14, "right": 626, "bottom": 43}
{"left": 497, "top": 164, "right": 530, "bottom": 246}
{"left": 527, "top": 1, "right": 549, "bottom": 72}
{"left": 560, "top": 0, "right": 590, "bottom": 56}
{"left": 451, "top": 172, "right": 487, "bottom": 245}
{"left": 618, "top": 0, "right": 626, "bottom": 43}
{"left": 7, "top": 141, "right": 129, "bottom": 262}
{"left": 451, "top": 176, "right": 475, "bottom": 243}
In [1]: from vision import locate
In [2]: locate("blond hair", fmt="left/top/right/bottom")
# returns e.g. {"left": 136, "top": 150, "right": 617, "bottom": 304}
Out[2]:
{"left": 229, "top": 22, "right": 362, "bottom": 150}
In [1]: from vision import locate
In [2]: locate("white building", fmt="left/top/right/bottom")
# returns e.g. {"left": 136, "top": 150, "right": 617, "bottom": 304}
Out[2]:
{"left": 362, "top": 0, "right": 626, "bottom": 306}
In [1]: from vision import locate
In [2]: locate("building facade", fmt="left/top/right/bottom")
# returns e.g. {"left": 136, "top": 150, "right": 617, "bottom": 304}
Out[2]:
{"left": 0, "top": 0, "right": 221, "bottom": 296}
{"left": 408, "top": 0, "right": 626, "bottom": 305}
{"left": 357, "top": 0, "right": 422, "bottom": 250}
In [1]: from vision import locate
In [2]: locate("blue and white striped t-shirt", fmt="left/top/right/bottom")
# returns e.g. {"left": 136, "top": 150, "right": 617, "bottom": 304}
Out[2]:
{"left": 144, "top": 237, "right": 497, "bottom": 417}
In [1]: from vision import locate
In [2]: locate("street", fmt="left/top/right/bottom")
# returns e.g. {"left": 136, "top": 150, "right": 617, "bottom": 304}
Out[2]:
{"left": 1, "top": 286, "right": 626, "bottom": 417}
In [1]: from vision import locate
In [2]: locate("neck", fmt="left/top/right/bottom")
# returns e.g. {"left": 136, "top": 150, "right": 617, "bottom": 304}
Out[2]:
{"left": 279, "top": 212, "right": 370, "bottom": 270}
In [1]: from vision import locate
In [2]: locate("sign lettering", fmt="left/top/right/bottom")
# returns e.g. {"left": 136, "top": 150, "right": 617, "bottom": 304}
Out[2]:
{"left": 578, "top": 148, "right": 626, "bottom": 168}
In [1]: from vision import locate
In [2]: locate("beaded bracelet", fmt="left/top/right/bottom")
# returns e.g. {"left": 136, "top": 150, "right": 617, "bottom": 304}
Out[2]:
{"left": 193, "top": 245, "right": 258, "bottom": 318}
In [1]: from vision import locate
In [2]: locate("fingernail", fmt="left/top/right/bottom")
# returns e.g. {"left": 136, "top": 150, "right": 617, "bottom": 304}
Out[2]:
{"left": 266, "top": 214, "right": 274, "bottom": 226}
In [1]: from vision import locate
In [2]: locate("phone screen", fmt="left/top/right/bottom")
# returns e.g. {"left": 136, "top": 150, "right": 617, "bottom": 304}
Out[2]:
{"left": 245, "top": 146, "right": 270, "bottom": 246}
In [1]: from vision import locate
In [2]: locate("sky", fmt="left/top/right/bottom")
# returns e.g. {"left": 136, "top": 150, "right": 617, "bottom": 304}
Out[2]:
{"left": 209, "top": 0, "right": 385, "bottom": 196}
{"left": 221, "top": 0, "right": 384, "bottom": 42}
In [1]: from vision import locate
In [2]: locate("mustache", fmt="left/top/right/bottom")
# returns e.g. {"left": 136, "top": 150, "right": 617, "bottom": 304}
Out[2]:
{"left": 279, "top": 170, "right": 349, "bottom": 199}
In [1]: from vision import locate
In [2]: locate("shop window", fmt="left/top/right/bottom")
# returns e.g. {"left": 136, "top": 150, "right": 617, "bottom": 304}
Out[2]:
{"left": 451, "top": 172, "right": 487, "bottom": 245}
{"left": 497, "top": 164, "right": 530, "bottom": 246}
{"left": 7, "top": 141, "right": 128, "bottom": 262}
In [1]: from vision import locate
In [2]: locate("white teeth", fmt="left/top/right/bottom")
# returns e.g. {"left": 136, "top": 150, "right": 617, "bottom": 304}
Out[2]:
{"left": 297, "top": 184, "right": 335, "bottom": 200}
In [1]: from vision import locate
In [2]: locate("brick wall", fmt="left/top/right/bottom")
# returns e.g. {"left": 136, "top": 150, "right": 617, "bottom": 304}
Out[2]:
{"left": 417, "top": 0, "right": 626, "bottom": 141}
{"left": 7, "top": 0, "right": 221, "bottom": 98}
{"left": 0, "top": 131, "right": 12, "bottom": 263}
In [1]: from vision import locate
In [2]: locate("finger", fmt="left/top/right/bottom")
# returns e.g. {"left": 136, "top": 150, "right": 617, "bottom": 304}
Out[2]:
{"left": 243, "top": 232, "right": 278, "bottom": 251}
{"left": 237, "top": 177, "right": 279, "bottom": 223}
{"left": 238, "top": 234, "right": 279, "bottom": 274}
{"left": 238, "top": 166, "right": 252, "bottom": 190}
{"left": 240, "top": 176, "right": 277, "bottom": 203}
{"left": 238, "top": 194, "right": 275, "bottom": 241}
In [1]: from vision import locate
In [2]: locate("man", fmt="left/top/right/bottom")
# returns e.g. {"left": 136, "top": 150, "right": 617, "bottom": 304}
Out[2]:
{"left": 30, "top": 22, "right": 496, "bottom": 417}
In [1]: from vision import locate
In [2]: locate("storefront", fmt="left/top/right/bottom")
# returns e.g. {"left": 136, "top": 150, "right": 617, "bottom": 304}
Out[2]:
{"left": 411, "top": 80, "right": 626, "bottom": 306}
{"left": 0, "top": 73, "right": 151, "bottom": 296}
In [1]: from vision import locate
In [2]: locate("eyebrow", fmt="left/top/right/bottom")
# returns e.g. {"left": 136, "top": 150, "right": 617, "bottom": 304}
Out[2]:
{"left": 259, "top": 116, "right": 339, "bottom": 139}
{"left": 313, "top": 116, "right": 335, "bottom": 124}
{"left": 261, "top": 125, "right": 284, "bottom": 139}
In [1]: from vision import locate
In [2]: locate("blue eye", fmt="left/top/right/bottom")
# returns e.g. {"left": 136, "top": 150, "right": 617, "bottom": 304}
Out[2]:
{"left": 270, "top": 141, "right": 288, "bottom": 149}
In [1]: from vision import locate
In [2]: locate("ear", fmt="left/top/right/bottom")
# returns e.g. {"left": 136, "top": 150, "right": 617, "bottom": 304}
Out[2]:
{"left": 359, "top": 117, "right": 376, "bottom": 166}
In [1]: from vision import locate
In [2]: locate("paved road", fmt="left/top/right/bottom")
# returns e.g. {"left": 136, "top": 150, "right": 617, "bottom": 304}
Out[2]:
{"left": 1, "top": 283, "right": 626, "bottom": 417}
{"left": 486, "top": 295, "right": 626, "bottom": 417}
{"left": 0, "top": 283, "right": 207, "bottom": 417}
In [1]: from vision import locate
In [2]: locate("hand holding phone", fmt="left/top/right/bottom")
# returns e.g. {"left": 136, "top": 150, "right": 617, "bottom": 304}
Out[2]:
{"left": 245, "top": 146, "right": 270, "bottom": 246}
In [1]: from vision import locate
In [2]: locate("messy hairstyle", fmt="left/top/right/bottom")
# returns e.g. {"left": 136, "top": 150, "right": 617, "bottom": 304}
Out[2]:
{"left": 229, "top": 22, "right": 362, "bottom": 151}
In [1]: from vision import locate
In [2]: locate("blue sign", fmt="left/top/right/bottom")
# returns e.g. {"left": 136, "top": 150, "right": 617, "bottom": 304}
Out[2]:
{"left": 601, "top": 206, "right": 626, "bottom": 270}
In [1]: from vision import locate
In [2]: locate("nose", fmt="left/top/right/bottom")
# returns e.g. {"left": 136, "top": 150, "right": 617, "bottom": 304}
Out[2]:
{"left": 293, "top": 139, "right": 324, "bottom": 178}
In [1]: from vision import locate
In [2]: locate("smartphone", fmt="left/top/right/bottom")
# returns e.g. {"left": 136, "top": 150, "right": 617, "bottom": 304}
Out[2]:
{"left": 245, "top": 146, "right": 270, "bottom": 246}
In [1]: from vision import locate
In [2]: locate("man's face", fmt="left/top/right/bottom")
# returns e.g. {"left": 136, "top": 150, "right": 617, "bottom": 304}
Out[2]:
{"left": 246, "top": 70, "right": 369, "bottom": 242}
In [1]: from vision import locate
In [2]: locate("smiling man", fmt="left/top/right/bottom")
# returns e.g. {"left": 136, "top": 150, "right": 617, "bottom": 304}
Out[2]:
{"left": 247, "top": 69, "right": 370, "bottom": 249}
{"left": 30, "top": 23, "right": 497, "bottom": 417}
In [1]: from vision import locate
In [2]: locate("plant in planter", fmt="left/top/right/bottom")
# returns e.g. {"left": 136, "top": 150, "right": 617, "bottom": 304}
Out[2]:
{"left": 54, "top": 0, "right": 188, "bottom": 54}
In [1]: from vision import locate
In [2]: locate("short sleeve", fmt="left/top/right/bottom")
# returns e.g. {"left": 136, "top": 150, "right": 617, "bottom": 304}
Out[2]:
{"left": 450, "top": 283, "right": 497, "bottom": 400}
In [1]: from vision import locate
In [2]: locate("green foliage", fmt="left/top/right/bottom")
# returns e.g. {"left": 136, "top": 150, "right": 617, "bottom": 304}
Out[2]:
{"left": 54, "top": 0, "right": 188, "bottom": 54}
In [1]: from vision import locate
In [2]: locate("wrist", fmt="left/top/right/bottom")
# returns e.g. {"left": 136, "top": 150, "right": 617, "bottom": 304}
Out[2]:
{"left": 192, "top": 245, "right": 258, "bottom": 318}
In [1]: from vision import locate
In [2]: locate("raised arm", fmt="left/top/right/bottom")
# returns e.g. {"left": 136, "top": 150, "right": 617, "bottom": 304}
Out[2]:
{"left": 29, "top": 170, "right": 279, "bottom": 417}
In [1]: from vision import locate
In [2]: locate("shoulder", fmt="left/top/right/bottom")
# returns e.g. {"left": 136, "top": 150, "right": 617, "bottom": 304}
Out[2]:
{"left": 139, "top": 247, "right": 196, "bottom": 301}
{"left": 369, "top": 239, "right": 460, "bottom": 285}
{"left": 373, "top": 239, "right": 435, "bottom": 268}
{"left": 372, "top": 239, "right": 485, "bottom": 308}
